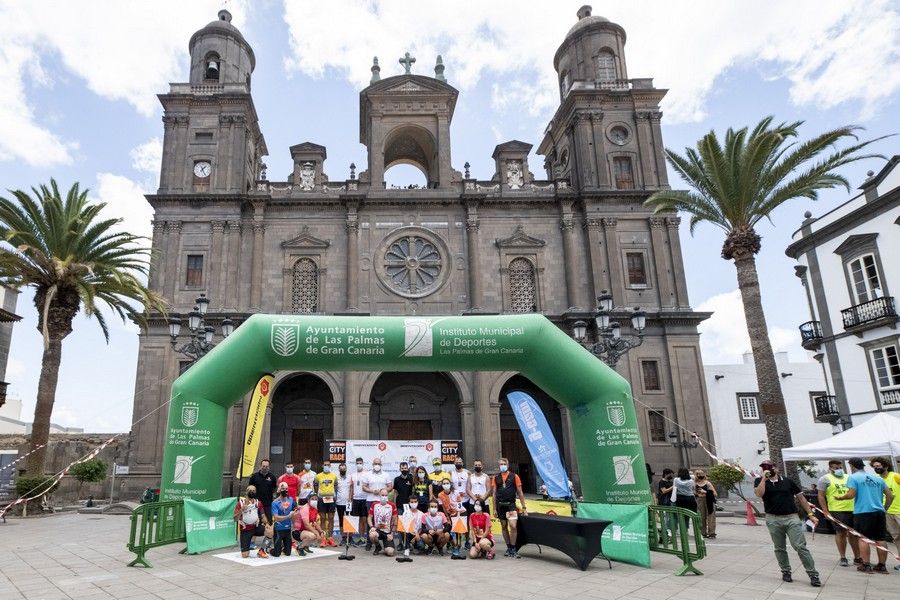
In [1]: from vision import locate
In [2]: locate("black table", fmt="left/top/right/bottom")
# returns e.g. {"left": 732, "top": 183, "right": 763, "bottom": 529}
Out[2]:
{"left": 514, "top": 513, "right": 612, "bottom": 571}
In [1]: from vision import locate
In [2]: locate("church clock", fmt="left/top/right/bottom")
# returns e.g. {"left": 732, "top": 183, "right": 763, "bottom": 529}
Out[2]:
{"left": 193, "top": 161, "right": 212, "bottom": 178}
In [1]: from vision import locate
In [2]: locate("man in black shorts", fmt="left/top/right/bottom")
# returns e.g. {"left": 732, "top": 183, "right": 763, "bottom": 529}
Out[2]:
{"left": 367, "top": 488, "right": 398, "bottom": 557}
{"left": 233, "top": 485, "right": 270, "bottom": 559}
{"left": 491, "top": 457, "right": 528, "bottom": 558}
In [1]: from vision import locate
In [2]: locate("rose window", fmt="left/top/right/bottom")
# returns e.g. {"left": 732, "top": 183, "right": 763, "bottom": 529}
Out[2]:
{"left": 383, "top": 235, "right": 443, "bottom": 296}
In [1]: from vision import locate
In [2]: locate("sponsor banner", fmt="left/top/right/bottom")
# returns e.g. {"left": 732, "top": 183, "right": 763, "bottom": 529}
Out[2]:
{"left": 236, "top": 374, "right": 274, "bottom": 479}
{"left": 333, "top": 440, "right": 459, "bottom": 477}
{"left": 506, "top": 391, "right": 570, "bottom": 498}
{"left": 184, "top": 496, "right": 239, "bottom": 554}
{"left": 486, "top": 498, "right": 572, "bottom": 535}
{"left": 577, "top": 502, "right": 651, "bottom": 568}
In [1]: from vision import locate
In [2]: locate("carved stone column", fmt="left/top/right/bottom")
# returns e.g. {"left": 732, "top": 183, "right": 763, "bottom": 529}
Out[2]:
{"left": 560, "top": 206, "right": 582, "bottom": 310}
{"left": 667, "top": 217, "right": 690, "bottom": 307}
{"left": 226, "top": 221, "right": 242, "bottom": 310}
{"left": 346, "top": 204, "right": 360, "bottom": 310}
{"left": 649, "top": 112, "right": 668, "bottom": 187}
{"left": 649, "top": 217, "right": 674, "bottom": 308}
{"left": 149, "top": 220, "right": 166, "bottom": 293}
{"left": 465, "top": 202, "right": 483, "bottom": 310}
{"left": 165, "top": 221, "right": 182, "bottom": 302}
{"left": 250, "top": 222, "right": 265, "bottom": 311}
{"left": 634, "top": 110, "right": 654, "bottom": 188}
{"left": 583, "top": 218, "right": 608, "bottom": 301}
{"left": 210, "top": 220, "right": 226, "bottom": 309}
{"left": 602, "top": 218, "right": 623, "bottom": 307}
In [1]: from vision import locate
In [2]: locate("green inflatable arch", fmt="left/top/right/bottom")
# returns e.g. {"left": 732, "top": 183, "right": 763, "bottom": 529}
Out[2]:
{"left": 160, "top": 314, "right": 650, "bottom": 505}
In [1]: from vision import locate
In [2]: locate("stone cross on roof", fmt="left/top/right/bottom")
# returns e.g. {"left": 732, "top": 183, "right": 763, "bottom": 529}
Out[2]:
{"left": 399, "top": 52, "right": 416, "bottom": 74}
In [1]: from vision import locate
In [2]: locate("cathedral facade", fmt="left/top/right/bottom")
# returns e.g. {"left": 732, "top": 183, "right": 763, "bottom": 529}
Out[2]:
{"left": 127, "top": 6, "right": 714, "bottom": 494}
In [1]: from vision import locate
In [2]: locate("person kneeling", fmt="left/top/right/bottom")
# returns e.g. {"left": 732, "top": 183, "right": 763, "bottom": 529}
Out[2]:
{"left": 468, "top": 501, "right": 495, "bottom": 559}
{"left": 367, "top": 488, "right": 397, "bottom": 557}
{"left": 234, "top": 485, "right": 271, "bottom": 559}
{"left": 270, "top": 483, "right": 297, "bottom": 557}
{"left": 421, "top": 501, "right": 450, "bottom": 555}
{"left": 291, "top": 494, "right": 319, "bottom": 557}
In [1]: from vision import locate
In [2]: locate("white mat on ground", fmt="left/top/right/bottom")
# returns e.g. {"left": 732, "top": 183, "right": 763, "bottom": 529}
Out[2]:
{"left": 214, "top": 548, "right": 340, "bottom": 566}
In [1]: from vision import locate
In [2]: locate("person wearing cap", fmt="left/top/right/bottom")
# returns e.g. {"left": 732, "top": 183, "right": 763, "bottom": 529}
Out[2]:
{"left": 428, "top": 457, "right": 451, "bottom": 500}
{"left": 835, "top": 457, "right": 893, "bottom": 574}
{"left": 871, "top": 456, "right": 900, "bottom": 571}
{"left": 816, "top": 459, "right": 859, "bottom": 567}
{"left": 754, "top": 459, "right": 821, "bottom": 587}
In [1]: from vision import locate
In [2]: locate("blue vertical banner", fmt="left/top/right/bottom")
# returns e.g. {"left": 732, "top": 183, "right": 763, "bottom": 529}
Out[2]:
{"left": 506, "top": 391, "right": 571, "bottom": 498}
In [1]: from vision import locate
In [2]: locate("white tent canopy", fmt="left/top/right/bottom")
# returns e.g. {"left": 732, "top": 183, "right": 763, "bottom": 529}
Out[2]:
{"left": 782, "top": 412, "right": 900, "bottom": 461}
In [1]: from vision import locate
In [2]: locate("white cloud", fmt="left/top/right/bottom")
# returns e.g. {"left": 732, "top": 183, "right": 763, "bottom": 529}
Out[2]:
{"left": 697, "top": 289, "right": 801, "bottom": 364}
{"left": 282, "top": 0, "right": 900, "bottom": 125}
{"left": 0, "top": 1, "right": 247, "bottom": 167}
{"left": 93, "top": 172, "right": 153, "bottom": 241}
{"left": 130, "top": 137, "right": 162, "bottom": 174}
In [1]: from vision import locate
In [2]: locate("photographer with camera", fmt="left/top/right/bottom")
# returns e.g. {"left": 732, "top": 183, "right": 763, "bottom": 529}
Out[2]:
{"left": 754, "top": 459, "right": 821, "bottom": 587}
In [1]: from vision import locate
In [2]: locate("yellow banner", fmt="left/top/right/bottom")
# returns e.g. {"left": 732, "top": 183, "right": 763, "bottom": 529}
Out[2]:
{"left": 487, "top": 498, "right": 573, "bottom": 534}
{"left": 236, "top": 374, "right": 274, "bottom": 478}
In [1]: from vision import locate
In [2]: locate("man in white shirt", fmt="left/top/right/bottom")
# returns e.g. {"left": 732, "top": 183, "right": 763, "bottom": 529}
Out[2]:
{"left": 335, "top": 463, "right": 352, "bottom": 545}
{"left": 362, "top": 457, "right": 391, "bottom": 551}
{"left": 349, "top": 457, "right": 369, "bottom": 546}
{"left": 298, "top": 458, "right": 316, "bottom": 500}
{"left": 451, "top": 457, "right": 471, "bottom": 547}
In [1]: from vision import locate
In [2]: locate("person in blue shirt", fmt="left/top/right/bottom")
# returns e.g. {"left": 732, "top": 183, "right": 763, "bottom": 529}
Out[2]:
{"left": 836, "top": 457, "right": 894, "bottom": 574}
{"left": 270, "top": 482, "right": 298, "bottom": 557}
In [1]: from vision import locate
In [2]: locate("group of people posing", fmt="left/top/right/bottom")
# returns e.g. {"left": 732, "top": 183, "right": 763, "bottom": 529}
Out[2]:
{"left": 655, "top": 467, "right": 718, "bottom": 539}
{"left": 234, "top": 455, "right": 529, "bottom": 561}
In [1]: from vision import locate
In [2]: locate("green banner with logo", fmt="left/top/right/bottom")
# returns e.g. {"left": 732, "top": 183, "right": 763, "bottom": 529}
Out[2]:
{"left": 577, "top": 502, "right": 651, "bottom": 567}
{"left": 184, "top": 497, "right": 238, "bottom": 554}
{"left": 160, "top": 314, "right": 650, "bottom": 508}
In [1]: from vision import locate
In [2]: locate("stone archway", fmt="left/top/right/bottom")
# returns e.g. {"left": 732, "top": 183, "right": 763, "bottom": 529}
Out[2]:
{"left": 383, "top": 124, "right": 438, "bottom": 186}
{"left": 270, "top": 373, "right": 334, "bottom": 472}
{"left": 368, "top": 372, "right": 462, "bottom": 440}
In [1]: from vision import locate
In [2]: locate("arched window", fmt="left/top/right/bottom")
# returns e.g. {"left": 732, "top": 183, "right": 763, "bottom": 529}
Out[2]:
{"left": 291, "top": 257, "right": 318, "bottom": 313}
{"left": 596, "top": 52, "right": 616, "bottom": 81}
{"left": 560, "top": 71, "right": 572, "bottom": 98}
{"left": 205, "top": 53, "right": 220, "bottom": 81}
{"left": 509, "top": 257, "right": 537, "bottom": 313}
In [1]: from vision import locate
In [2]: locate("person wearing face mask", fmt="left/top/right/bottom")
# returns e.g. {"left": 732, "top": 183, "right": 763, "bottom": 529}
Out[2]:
{"left": 816, "top": 459, "right": 858, "bottom": 567}
{"left": 314, "top": 461, "right": 338, "bottom": 546}
{"left": 392, "top": 461, "right": 414, "bottom": 516}
{"left": 428, "top": 457, "right": 450, "bottom": 499}
{"left": 870, "top": 457, "right": 900, "bottom": 570}
{"left": 234, "top": 485, "right": 271, "bottom": 559}
{"left": 421, "top": 500, "right": 450, "bottom": 555}
{"left": 335, "top": 463, "right": 351, "bottom": 545}
{"left": 367, "top": 488, "right": 397, "bottom": 557}
{"left": 298, "top": 458, "right": 317, "bottom": 501}
{"left": 438, "top": 477, "right": 466, "bottom": 559}
{"left": 362, "top": 457, "right": 390, "bottom": 551}
{"left": 835, "top": 457, "right": 893, "bottom": 574}
{"left": 467, "top": 500, "right": 495, "bottom": 559}
{"left": 277, "top": 462, "right": 301, "bottom": 501}
{"left": 400, "top": 500, "right": 426, "bottom": 558}
{"left": 492, "top": 457, "right": 527, "bottom": 558}
{"left": 249, "top": 458, "right": 277, "bottom": 522}
{"left": 467, "top": 459, "right": 491, "bottom": 526}
{"left": 754, "top": 459, "right": 820, "bottom": 586}
{"left": 412, "top": 466, "right": 431, "bottom": 512}
{"left": 270, "top": 482, "right": 298, "bottom": 557}
{"left": 693, "top": 470, "right": 717, "bottom": 539}
{"left": 349, "top": 458, "right": 369, "bottom": 547}
{"left": 408, "top": 455, "right": 418, "bottom": 473}
{"left": 292, "top": 493, "right": 319, "bottom": 556}
{"left": 452, "top": 458, "right": 471, "bottom": 521}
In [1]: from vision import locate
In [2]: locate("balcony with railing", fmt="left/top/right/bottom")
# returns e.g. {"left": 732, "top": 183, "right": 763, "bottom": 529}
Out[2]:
{"left": 881, "top": 388, "right": 900, "bottom": 407}
{"left": 798, "top": 320, "right": 823, "bottom": 350}
{"left": 841, "top": 296, "right": 897, "bottom": 331}
{"left": 812, "top": 394, "right": 840, "bottom": 423}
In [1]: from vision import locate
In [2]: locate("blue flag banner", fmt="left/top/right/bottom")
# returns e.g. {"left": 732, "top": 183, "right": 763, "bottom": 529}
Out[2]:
{"left": 506, "top": 391, "right": 570, "bottom": 498}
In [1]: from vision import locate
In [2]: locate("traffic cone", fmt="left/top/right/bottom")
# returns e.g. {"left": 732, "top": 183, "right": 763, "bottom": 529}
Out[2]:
{"left": 745, "top": 500, "right": 760, "bottom": 526}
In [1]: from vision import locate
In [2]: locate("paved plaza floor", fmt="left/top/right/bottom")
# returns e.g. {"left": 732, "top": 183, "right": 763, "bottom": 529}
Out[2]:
{"left": 0, "top": 513, "right": 895, "bottom": 599}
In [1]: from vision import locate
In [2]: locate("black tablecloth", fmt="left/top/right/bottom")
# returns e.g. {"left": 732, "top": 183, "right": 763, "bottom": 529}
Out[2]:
{"left": 514, "top": 514, "right": 612, "bottom": 570}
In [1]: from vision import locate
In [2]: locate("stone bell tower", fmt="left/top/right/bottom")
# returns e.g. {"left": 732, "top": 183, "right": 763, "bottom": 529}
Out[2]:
{"left": 358, "top": 54, "right": 460, "bottom": 190}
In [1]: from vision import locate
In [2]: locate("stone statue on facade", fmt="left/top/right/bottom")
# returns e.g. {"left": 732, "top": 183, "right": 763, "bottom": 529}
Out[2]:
{"left": 506, "top": 159, "right": 524, "bottom": 189}
{"left": 299, "top": 162, "right": 315, "bottom": 190}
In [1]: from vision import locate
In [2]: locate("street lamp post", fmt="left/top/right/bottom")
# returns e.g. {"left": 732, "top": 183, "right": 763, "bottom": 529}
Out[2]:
{"left": 168, "top": 293, "right": 235, "bottom": 364}
{"left": 669, "top": 429, "right": 699, "bottom": 467}
{"left": 572, "top": 291, "right": 646, "bottom": 367}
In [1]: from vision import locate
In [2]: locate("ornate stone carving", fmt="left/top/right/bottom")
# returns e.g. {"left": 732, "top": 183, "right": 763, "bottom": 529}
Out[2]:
{"left": 665, "top": 217, "right": 681, "bottom": 228}
{"left": 602, "top": 217, "right": 617, "bottom": 228}
{"left": 506, "top": 160, "right": 524, "bottom": 189}
{"left": 291, "top": 257, "right": 319, "bottom": 313}
{"left": 560, "top": 217, "right": 575, "bottom": 232}
{"left": 255, "top": 181, "right": 269, "bottom": 192}
{"left": 476, "top": 183, "right": 500, "bottom": 192}
{"left": 166, "top": 221, "right": 182, "bottom": 233}
{"left": 210, "top": 220, "right": 226, "bottom": 232}
{"left": 585, "top": 218, "right": 603, "bottom": 230}
{"left": 509, "top": 257, "right": 537, "bottom": 313}
{"left": 298, "top": 162, "right": 315, "bottom": 191}
{"left": 649, "top": 217, "right": 666, "bottom": 229}
{"left": 377, "top": 228, "right": 447, "bottom": 298}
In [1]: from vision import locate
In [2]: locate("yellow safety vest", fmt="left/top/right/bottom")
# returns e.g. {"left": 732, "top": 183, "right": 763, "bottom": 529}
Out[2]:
{"left": 824, "top": 472, "right": 854, "bottom": 512}
{"left": 883, "top": 473, "right": 900, "bottom": 515}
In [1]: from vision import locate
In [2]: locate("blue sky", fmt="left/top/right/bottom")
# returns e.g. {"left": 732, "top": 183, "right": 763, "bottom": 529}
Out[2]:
{"left": 1, "top": 1, "right": 898, "bottom": 431}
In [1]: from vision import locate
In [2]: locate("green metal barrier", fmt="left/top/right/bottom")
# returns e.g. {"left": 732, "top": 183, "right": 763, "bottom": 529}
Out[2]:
{"left": 127, "top": 500, "right": 187, "bottom": 568}
{"left": 648, "top": 505, "right": 706, "bottom": 575}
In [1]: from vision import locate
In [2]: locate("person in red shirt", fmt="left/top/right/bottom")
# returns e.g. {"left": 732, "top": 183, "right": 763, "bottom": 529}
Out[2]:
{"left": 468, "top": 500, "right": 494, "bottom": 559}
{"left": 277, "top": 462, "right": 301, "bottom": 500}
{"left": 492, "top": 457, "right": 528, "bottom": 558}
{"left": 233, "top": 485, "right": 270, "bottom": 559}
{"left": 367, "top": 487, "right": 398, "bottom": 557}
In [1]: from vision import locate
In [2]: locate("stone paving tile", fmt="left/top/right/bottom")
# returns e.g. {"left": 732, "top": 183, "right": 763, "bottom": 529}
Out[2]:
{"left": 1, "top": 514, "right": 898, "bottom": 599}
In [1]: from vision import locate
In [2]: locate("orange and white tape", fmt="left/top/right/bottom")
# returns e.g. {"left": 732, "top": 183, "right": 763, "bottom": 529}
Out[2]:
{"left": 0, "top": 444, "right": 46, "bottom": 475}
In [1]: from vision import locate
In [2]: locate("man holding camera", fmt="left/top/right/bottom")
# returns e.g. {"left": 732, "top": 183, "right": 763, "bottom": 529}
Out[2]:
{"left": 754, "top": 459, "right": 821, "bottom": 587}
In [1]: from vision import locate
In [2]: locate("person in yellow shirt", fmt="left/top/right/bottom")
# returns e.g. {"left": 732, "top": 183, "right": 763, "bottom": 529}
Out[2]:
{"left": 428, "top": 457, "right": 450, "bottom": 500}
{"left": 815, "top": 459, "right": 859, "bottom": 567}
{"left": 315, "top": 461, "right": 339, "bottom": 547}
{"left": 871, "top": 457, "right": 900, "bottom": 571}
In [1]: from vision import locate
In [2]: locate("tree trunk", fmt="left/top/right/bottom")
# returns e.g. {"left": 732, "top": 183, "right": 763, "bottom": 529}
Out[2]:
{"left": 732, "top": 252, "right": 799, "bottom": 484}
{"left": 25, "top": 337, "right": 63, "bottom": 474}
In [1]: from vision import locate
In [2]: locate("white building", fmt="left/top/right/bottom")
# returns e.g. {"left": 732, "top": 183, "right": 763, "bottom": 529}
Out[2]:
{"left": 0, "top": 395, "right": 84, "bottom": 435}
{"left": 786, "top": 156, "right": 900, "bottom": 431}
{"left": 706, "top": 352, "right": 832, "bottom": 474}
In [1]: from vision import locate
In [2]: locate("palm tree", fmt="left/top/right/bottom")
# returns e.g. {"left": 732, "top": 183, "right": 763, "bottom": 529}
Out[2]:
{"left": 645, "top": 117, "right": 886, "bottom": 481}
{"left": 0, "top": 180, "right": 166, "bottom": 474}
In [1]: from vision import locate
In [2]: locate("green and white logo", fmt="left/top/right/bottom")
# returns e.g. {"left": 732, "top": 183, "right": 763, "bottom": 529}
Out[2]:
{"left": 181, "top": 404, "right": 199, "bottom": 427}
{"left": 607, "top": 404, "right": 626, "bottom": 427}
{"left": 271, "top": 324, "right": 300, "bottom": 357}
{"left": 613, "top": 454, "right": 638, "bottom": 485}
{"left": 401, "top": 318, "right": 434, "bottom": 357}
